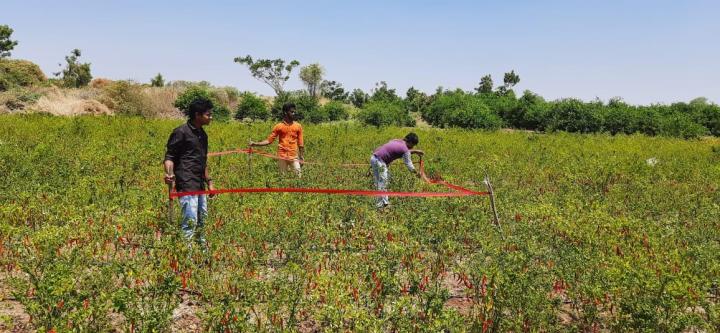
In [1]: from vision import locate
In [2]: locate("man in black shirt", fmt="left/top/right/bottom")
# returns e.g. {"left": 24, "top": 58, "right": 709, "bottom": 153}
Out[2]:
{"left": 164, "top": 99, "right": 215, "bottom": 245}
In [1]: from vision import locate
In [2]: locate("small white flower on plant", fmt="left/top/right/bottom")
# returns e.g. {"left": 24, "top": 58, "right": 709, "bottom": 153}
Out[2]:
{"left": 646, "top": 157, "right": 658, "bottom": 166}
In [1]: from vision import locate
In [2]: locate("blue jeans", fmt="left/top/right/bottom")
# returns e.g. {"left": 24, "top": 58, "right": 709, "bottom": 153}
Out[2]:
{"left": 179, "top": 194, "right": 207, "bottom": 244}
{"left": 370, "top": 155, "right": 389, "bottom": 208}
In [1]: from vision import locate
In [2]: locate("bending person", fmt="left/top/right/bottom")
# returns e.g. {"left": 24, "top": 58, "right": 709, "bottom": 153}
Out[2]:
{"left": 370, "top": 132, "right": 424, "bottom": 209}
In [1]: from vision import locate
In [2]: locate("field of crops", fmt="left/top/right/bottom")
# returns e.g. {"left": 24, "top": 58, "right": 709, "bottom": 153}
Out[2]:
{"left": 1, "top": 114, "right": 719, "bottom": 332}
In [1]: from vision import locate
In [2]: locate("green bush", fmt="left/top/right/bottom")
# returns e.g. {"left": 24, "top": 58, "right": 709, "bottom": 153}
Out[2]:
{"left": 55, "top": 49, "right": 92, "bottom": 88}
{"left": 682, "top": 98, "right": 720, "bottom": 136}
{"left": 0, "top": 59, "right": 47, "bottom": 91}
{"left": 657, "top": 113, "right": 708, "bottom": 139}
{"left": 496, "top": 90, "right": 545, "bottom": 129}
{"left": 235, "top": 92, "right": 270, "bottom": 121}
{"left": 545, "top": 98, "right": 603, "bottom": 133}
{"left": 600, "top": 99, "right": 641, "bottom": 135}
{"left": 424, "top": 91, "right": 503, "bottom": 129}
{"left": 271, "top": 91, "right": 319, "bottom": 121}
{"left": 356, "top": 100, "right": 415, "bottom": 127}
{"left": 321, "top": 101, "right": 349, "bottom": 121}
{"left": 212, "top": 104, "right": 231, "bottom": 122}
{"left": 304, "top": 105, "right": 330, "bottom": 123}
{"left": 174, "top": 85, "right": 230, "bottom": 122}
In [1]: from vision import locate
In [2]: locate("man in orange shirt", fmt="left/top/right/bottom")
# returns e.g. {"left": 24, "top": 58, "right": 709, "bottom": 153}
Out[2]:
{"left": 250, "top": 103, "right": 305, "bottom": 176}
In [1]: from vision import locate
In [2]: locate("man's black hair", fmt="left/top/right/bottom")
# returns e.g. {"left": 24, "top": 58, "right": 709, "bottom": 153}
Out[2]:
{"left": 282, "top": 102, "right": 296, "bottom": 113}
{"left": 404, "top": 132, "right": 419, "bottom": 145}
{"left": 188, "top": 99, "right": 214, "bottom": 120}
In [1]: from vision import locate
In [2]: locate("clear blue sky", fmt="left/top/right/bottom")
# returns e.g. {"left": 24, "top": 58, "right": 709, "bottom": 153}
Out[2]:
{"left": 3, "top": 0, "right": 719, "bottom": 104}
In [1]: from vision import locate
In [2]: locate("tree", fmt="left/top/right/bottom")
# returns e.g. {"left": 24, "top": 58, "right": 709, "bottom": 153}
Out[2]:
{"left": 497, "top": 70, "right": 520, "bottom": 95}
{"left": 299, "top": 63, "right": 324, "bottom": 98}
{"left": 235, "top": 92, "right": 270, "bottom": 121}
{"left": 0, "top": 25, "right": 18, "bottom": 58}
{"left": 369, "top": 81, "right": 401, "bottom": 103}
{"left": 405, "top": 87, "right": 430, "bottom": 114}
{"left": 356, "top": 100, "right": 415, "bottom": 128}
{"left": 349, "top": 89, "right": 368, "bottom": 108}
{"left": 54, "top": 49, "right": 92, "bottom": 88}
{"left": 320, "top": 80, "right": 349, "bottom": 101}
{"left": 174, "top": 85, "right": 230, "bottom": 122}
{"left": 475, "top": 75, "right": 493, "bottom": 94}
{"left": 150, "top": 73, "right": 165, "bottom": 87}
{"left": 233, "top": 55, "right": 299, "bottom": 96}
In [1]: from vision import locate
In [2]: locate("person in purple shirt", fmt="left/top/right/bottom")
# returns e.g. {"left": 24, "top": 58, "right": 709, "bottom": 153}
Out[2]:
{"left": 370, "top": 132, "right": 424, "bottom": 209}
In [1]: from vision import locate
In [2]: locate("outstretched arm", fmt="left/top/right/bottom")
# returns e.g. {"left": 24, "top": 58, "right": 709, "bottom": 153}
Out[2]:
{"left": 249, "top": 139, "right": 271, "bottom": 147}
{"left": 251, "top": 127, "right": 278, "bottom": 147}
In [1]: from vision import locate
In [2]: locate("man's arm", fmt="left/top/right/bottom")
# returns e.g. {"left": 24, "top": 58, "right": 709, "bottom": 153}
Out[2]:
{"left": 164, "top": 130, "right": 182, "bottom": 185}
{"left": 250, "top": 126, "right": 278, "bottom": 147}
{"left": 204, "top": 165, "right": 215, "bottom": 197}
{"left": 164, "top": 160, "right": 175, "bottom": 184}
{"left": 249, "top": 139, "right": 271, "bottom": 147}
{"left": 402, "top": 151, "right": 417, "bottom": 174}
{"left": 298, "top": 125, "right": 304, "bottom": 160}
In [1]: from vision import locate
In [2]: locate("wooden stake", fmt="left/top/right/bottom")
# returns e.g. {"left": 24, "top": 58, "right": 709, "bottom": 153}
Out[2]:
{"left": 167, "top": 182, "right": 174, "bottom": 226}
{"left": 484, "top": 173, "right": 504, "bottom": 239}
{"left": 248, "top": 141, "right": 253, "bottom": 175}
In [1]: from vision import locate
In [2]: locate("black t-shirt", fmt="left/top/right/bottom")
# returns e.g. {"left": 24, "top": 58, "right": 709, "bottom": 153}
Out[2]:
{"left": 164, "top": 122, "right": 208, "bottom": 192}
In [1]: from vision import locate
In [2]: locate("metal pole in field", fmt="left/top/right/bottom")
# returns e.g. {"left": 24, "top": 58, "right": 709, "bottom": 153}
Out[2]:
{"left": 167, "top": 182, "right": 174, "bottom": 226}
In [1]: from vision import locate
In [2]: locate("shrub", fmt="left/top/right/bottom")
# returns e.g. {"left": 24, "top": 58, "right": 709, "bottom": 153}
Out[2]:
{"left": 496, "top": 90, "right": 544, "bottom": 129}
{"left": 271, "top": 91, "right": 319, "bottom": 121}
{"left": 657, "top": 113, "right": 708, "bottom": 139}
{"left": 212, "top": 104, "right": 231, "bottom": 122}
{"left": 349, "top": 89, "right": 368, "bottom": 108}
{"left": 89, "top": 78, "right": 112, "bottom": 89}
{"left": 479, "top": 91, "right": 517, "bottom": 123}
{"left": 174, "top": 85, "right": 230, "bottom": 122}
{"left": 304, "top": 105, "right": 330, "bottom": 123}
{"left": 0, "top": 87, "right": 42, "bottom": 112}
{"left": 55, "top": 49, "right": 92, "bottom": 88}
{"left": 600, "top": 99, "right": 641, "bottom": 135}
{"left": 150, "top": 73, "right": 165, "bottom": 87}
{"left": 356, "top": 100, "right": 415, "bottom": 127}
{"left": 235, "top": 92, "right": 270, "bottom": 121}
{"left": 545, "top": 98, "right": 603, "bottom": 133}
{"left": 99, "top": 81, "right": 151, "bottom": 116}
{"left": 424, "top": 91, "right": 503, "bottom": 129}
{"left": 0, "top": 59, "right": 47, "bottom": 91}
{"left": 684, "top": 98, "right": 720, "bottom": 136}
{"left": 321, "top": 101, "right": 349, "bottom": 121}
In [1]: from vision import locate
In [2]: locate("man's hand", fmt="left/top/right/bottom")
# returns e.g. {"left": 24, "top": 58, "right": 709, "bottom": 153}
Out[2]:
{"left": 164, "top": 174, "right": 175, "bottom": 185}
{"left": 208, "top": 181, "right": 216, "bottom": 198}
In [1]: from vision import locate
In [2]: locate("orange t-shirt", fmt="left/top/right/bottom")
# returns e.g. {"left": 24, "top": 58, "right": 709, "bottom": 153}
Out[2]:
{"left": 266, "top": 121, "right": 304, "bottom": 159}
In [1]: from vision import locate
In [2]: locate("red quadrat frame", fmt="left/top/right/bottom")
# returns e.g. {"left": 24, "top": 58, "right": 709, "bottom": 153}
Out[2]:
{"left": 166, "top": 148, "right": 501, "bottom": 231}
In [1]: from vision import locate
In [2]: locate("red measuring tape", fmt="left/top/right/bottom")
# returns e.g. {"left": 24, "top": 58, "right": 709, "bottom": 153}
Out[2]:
{"left": 169, "top": 148, "right": 487, "bottom": 198}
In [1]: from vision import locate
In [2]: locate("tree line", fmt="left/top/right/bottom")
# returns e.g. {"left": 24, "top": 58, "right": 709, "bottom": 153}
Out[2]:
{"left": 1, "top": 24, "right": 718, "bottom": 138}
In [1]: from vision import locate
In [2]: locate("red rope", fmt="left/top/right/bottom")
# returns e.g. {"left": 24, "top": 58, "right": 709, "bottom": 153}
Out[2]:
{"left": 168, "top": 148, "right": 487, "bottom": 198}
